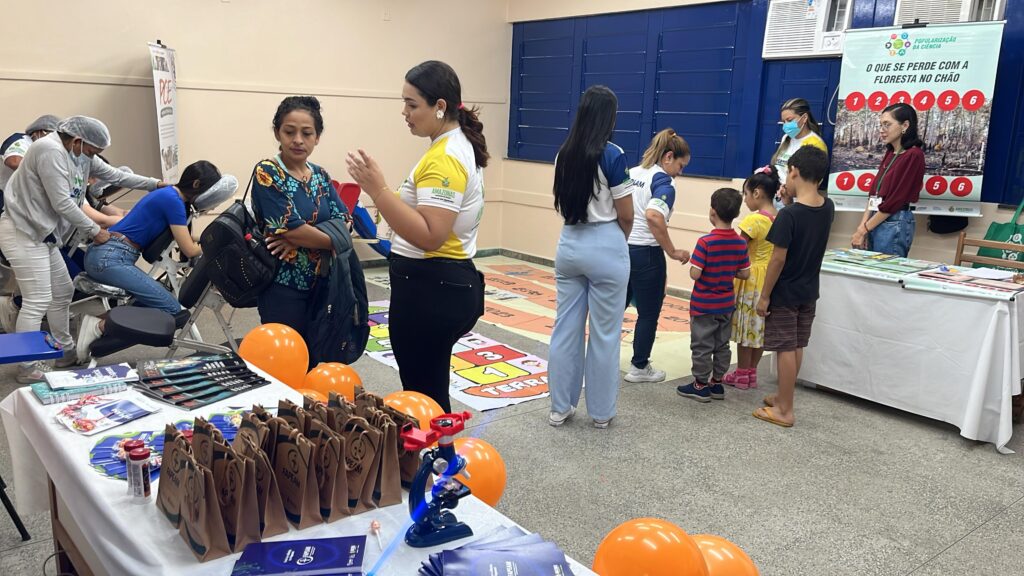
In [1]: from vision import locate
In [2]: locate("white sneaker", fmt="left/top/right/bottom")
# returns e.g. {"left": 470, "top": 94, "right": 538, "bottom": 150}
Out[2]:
{"left": 624, "top": 363, "right": 666, "bottom": 383}
{"left": 593, "top": 417, "right": 614, "bottom": 429}
{"left": 16, "top": 361, "right": 52, "bottom": 384}
{"left": 548, "top": 405, "right": 576, "bottom": 427}
{"left": 76, "top": 315, "right": 103, "bottom": 365}
{"left": 0, "top": 295, "right": 19, "bottom": 334}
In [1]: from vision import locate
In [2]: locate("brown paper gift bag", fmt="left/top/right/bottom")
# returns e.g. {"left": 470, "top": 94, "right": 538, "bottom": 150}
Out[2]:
{"left": 341, "top": 416, "right": 383, "bottom": 514}
{"left": 278, "top": 398, "right": 313, "bottom": 432}
{"left": 178, "top": 457, "right": 232, "bottom": 562}
{"left": 372, "top": 412, "right": 402, "bottom": 508}
{"left": 272, "top": 425, "right": 322, "bottom": 529}
{"left": 192, "top": 420, "right": 261, "bottom": 552}
{"left": 306, "top": 419, "right": 349, "bottom": 522}
{"left": 356, "top": 392, "right": 423, "bottom": 485}
{"left": 156, "top": 424, "right": 192, "bottom": 528}
{"left": 233, "top": 413, "right": 270, "bottom": 455}
{"left": 235, "top": 435, "right": 289, "bottom": 539}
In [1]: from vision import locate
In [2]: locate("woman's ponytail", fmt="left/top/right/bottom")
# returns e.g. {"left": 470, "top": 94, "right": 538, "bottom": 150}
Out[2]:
{"left": 458, "top": 104, "right": 490, "bottom": 169}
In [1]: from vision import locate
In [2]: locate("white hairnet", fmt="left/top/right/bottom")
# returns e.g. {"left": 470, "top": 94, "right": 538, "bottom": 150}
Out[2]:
{"left": 57, "top": 116, "right": 111, "bottom": 149}
{"left": 25, "top": 114, "right": 60, "bottom": 134}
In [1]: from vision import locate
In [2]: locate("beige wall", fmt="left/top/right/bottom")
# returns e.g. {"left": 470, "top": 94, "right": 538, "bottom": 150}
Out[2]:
{"left": 1, "top": 0, "right": 1013, "bottom": 281}
{"left": 507, "top": 0, "right": 717, "bottom": 22}
{"left": 0, "top": 0, "right": 511, "bottom": 256}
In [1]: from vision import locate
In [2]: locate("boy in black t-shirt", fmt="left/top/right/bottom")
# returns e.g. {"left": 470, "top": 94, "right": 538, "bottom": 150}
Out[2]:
{"left": 754, "top": 146, "right": 834, "bottom": 427}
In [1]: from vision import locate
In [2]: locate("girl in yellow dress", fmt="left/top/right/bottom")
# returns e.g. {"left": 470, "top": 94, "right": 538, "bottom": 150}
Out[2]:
{"left": 723, "top": 165, "right": 780, "bottom": 389}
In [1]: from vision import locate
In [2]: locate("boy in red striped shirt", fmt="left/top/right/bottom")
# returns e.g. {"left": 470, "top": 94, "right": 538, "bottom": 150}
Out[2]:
{"left": 678, "top": 188, "right": 750, "bottom": 402}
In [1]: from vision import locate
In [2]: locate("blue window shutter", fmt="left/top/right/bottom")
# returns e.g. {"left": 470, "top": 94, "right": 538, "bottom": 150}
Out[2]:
{"left": 508, "top": 18, "right": 576, "bottom": 162}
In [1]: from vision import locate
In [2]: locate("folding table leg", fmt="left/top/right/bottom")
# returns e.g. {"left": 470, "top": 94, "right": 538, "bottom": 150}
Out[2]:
{"left": 0, "top": 473, "right": 30, "bottom": 541}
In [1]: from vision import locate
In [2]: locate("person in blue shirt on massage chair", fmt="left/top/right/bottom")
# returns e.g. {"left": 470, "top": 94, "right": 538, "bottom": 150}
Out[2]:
{"left": 75, "top": 160, "right": 221, "bottom": 364}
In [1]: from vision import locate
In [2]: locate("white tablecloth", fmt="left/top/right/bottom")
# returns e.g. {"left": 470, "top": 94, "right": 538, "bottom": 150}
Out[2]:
{"left": 802, "top": 271, "right": 1023, "bottom": 453}
{"left": 0, "top": 375, "right": 594, "bottom": 575}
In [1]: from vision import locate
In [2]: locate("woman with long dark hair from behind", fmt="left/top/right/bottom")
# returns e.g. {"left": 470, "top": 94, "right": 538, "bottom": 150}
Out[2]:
{"left": 346, "top": 60, "right": 487, "bottom": 413}
{"left": 547, "top": 85, "right": 634, "bottom": 429}
{"left": 76, "top": 160, "right": 222, "bottom": 363}
{"left": 851, "top": 102, "right": 924, "bottom": 256}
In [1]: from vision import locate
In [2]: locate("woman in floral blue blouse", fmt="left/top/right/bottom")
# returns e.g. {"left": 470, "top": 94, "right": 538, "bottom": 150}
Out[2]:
{"left": 250, "top": 96, "right": 347, "bottom": 364}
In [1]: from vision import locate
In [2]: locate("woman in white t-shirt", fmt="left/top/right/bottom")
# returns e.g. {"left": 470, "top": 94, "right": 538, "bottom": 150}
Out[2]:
{"left": 623, "top": 129, "right": 691, "bottom": 384}
{"left": 548, "top": 85, "right": 634, "bottom": 429}
{"left": 771, "top": 98, "right": 828, "bottom": 208}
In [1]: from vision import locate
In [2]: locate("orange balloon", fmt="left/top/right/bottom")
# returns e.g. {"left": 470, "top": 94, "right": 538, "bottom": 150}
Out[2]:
{"left": 295, "top": 388, "right": 327, "bottom": 403}
{"left": 694, "top": 535, "right": 759, "bottom": 576}
{"left": 303, "top": 363, "right": 362, "bottom": 401}
{"left": 453, "top": 437, "right": 507, "bottom": 507}
{"left": 238, "top": 323, "right": 308, "bottom": 387}
{"left": 593, "top": 518, "right": 709, "bottom": 576}
{"left": 383, "top": 391, "right": 444, "bottom": 432}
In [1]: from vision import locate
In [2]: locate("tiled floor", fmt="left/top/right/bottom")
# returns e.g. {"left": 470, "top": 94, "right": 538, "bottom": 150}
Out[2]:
{"left": 1, "top": 278, "right": 1022, "bottom": 575}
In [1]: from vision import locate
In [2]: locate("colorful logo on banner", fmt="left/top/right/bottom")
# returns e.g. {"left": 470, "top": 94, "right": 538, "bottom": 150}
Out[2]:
{"left": 885, "top": 32, "right": 913, "bottom": 56}
{"left": 829, "top": 22, "right": 1005, "bottom": 216}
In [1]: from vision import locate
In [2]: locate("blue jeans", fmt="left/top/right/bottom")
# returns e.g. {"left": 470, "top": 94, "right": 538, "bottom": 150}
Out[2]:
{"left": 625, "top": 244, "right": 666, "bottom": 369}
{"left": 84, "top": 237, "right": 181, "bottom": 314}
{"left": 869, "top": 209, "right": 915, "bottom": 257}
{"left": 548, "top": 221, "right": 629, "bottom": 421}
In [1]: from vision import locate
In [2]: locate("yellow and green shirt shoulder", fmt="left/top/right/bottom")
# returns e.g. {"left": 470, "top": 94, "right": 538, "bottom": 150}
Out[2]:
{"left": 391, "top": 127, "right": 484, "bottom": 260}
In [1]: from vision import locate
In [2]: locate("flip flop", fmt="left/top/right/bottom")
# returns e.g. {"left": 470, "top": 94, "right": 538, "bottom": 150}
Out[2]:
{"left": 763, "top": 394, "right": 776, "bottom": 407}
{"left": 753, "top": 406, "right": 793, "bottom": 428}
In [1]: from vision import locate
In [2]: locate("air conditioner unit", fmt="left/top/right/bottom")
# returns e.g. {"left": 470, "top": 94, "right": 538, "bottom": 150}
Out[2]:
{"left": 895, "top": 0, "right": 1006, "bottom": 26}
{"left": 762, "top": 0, "right": 852, "bottom": 60}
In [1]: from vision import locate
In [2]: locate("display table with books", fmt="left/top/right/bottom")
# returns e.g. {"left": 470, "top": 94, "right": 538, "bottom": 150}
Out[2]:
{"left": 801, "top": 250, "right": 1024, "bottom": 453}
{"left": 1, "top": 358, "right": 594, "bottom": 575}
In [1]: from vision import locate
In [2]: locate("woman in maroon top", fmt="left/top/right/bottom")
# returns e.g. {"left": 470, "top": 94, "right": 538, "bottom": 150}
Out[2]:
{"left": 851, "top": 103, "right": 925, "bottom": 257}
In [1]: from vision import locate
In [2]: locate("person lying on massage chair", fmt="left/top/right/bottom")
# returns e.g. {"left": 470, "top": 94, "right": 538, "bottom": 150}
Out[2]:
{"left": 75, "top": 160, "right": 221, "bottom": 364}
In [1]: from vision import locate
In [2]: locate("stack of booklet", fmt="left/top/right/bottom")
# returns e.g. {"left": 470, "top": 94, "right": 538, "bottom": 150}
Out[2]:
{"left": 133, "top": 353, "right": 270, "bottom": 410}
{"left": 31, "top": 363, "right": 137, "bottom": 405}
{"left": 419, "top": 526, "right": 575, "bottom": 576}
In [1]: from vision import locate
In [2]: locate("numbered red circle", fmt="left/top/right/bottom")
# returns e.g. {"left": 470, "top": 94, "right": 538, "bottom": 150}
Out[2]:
{"left": 835, "top": 172, "right": 856, "bottom": 191}
{"left": 868, "top": 91, "right": 889, "bottom": 112}
{"left": 938, "top": 90, "right": 961, "bottom": 111}
{"left": 950, "top": 177, "right": 974, "bottom": 197}
{"left": 962, "top": 89, "right": 985, "bottom": 111}
{"left": 913, "top": 90, "right": 936, "bottom": 111}
{"left": 844, "top": 92, "right": 866, "bottom": 112}
{"left": 857, "top": 173, "right": 876, "bottom": 192}
{"left": 889, "top": 91, "right": 912, "bottom": 106}
{"left": 925, "top": 176, "right": 948, "bottom": 196}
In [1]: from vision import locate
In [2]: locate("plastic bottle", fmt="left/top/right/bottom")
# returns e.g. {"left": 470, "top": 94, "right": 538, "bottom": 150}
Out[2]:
{"left": 127, "top": 448, "right": 152, "bottom": 498}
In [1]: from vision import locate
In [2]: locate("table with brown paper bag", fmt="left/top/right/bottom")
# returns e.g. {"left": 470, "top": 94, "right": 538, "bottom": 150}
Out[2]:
{"left": 0, "top": 362, "right": 595, "bottom": 576}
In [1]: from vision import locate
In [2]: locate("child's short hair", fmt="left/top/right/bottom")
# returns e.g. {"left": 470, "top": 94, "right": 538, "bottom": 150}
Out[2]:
{"left": 787, "top": 146, "right": 830, "bottom": 185}
{"left": 710, "top": 187, "right": 743, "bottom": 223}
{"left": 744, "top": 165, "right": 781, "bottom": 199}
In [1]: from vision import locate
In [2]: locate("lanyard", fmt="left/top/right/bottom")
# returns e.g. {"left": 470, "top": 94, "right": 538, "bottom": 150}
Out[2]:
{"left": 871, "top": 150, "right": 903, "bottom": 197}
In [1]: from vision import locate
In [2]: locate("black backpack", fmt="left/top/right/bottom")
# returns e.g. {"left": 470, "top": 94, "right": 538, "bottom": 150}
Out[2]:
{"left": 199, "top": 169, "right": 278, "bottom": 308}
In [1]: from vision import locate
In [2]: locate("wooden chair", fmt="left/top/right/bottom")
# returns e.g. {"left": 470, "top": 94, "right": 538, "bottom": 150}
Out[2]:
{"left": 953, "top": 231, "right": 1024, "bottom": 423}
{"left": 953, "top": 231, "right": 1024, "bottom": 270}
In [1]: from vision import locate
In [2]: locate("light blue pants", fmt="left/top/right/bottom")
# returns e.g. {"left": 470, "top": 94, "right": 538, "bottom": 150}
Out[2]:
{"left": 548, "top": 221, "right": 629, "bottom": 421}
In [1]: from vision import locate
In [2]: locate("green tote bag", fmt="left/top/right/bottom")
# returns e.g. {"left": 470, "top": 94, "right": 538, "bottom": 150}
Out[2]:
{"left": 976, "top": 195, "right": 1024, "bottom": 269}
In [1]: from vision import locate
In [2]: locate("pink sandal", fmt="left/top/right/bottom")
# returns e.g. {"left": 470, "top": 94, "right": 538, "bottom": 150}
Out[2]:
{"left": 723, "top": 369, "right": 753, "bottom": 389}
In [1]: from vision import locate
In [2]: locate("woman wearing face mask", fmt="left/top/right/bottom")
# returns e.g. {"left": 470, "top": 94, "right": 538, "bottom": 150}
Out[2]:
{"left": 771, "top": 98, "right": 828, "bottom": 208}
{"left": 346, "top": 60, "right": 487, "bottom": 413}
{"left": 75, "top": 161, "right": 221, "bottom": 363}
{"left": 250, "top": 96, "right": 348, "bottom": 368}
{"left": 0, "top": 116, "right": 162, "bottom": 382}
{"left": 851, "top": 103, "right": 925, "bottom": 256}
{"left": 623, "top": 128, "right": 691, "bottom": 384}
